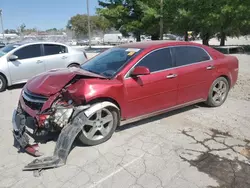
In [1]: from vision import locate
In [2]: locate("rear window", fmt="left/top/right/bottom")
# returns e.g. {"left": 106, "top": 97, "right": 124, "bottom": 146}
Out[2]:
{"left": 173, "top": 46, "right": 211, "bottom": 67}
{"left": 44, "top": 44, "right": 67, "bottom": 56}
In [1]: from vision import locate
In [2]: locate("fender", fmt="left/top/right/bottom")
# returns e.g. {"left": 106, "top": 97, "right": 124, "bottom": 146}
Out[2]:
{"left": 83, "top": 101, "right": 120, "bottom": 117}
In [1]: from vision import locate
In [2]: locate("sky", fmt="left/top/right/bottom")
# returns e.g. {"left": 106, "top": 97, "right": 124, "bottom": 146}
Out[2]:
{"left": 1, "top": 0, "right": 99, "bottom": 30}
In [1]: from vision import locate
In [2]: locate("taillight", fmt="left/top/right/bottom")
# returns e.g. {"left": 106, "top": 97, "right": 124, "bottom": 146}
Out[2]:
{"left": 83, "top": 52, "right": 87, "bottom": 59}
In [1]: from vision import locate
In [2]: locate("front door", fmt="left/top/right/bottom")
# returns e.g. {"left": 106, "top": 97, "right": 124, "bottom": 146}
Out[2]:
{"left": 8, "top": 44, "right": 46, "bottom": 84}
{"left": 42, "top": 44, "right": 68, "bottom": 70}
{"left": 172, "top": 46, "right": 216, "bottom": 104}
{"left": 123, "top": 48, "right": 178, "bottom": 119}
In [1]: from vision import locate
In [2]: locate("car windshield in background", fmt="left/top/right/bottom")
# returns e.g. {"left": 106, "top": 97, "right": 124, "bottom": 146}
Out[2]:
{"left": 81, "top": 47, "right": 142, "bottom": 78}
{"left": 0, "top": 44, "right": 20, "bottom": 57}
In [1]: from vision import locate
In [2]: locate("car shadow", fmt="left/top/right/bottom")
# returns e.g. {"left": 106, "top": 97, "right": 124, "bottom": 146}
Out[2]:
{"left": 7, "top": 83, "right": 25, "bottom": 90}
{"left": 116, "top": 104, "right": 201, "bottom": 132}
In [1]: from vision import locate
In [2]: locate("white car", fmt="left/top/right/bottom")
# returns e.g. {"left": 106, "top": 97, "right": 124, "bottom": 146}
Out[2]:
{"left": 0, "top": 41, "right": 88, "bottom": 91}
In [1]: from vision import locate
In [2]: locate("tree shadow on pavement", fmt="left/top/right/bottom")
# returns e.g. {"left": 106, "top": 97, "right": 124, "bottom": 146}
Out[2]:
{"left": 180, "top": 129, "right": 250, "bottom": 188}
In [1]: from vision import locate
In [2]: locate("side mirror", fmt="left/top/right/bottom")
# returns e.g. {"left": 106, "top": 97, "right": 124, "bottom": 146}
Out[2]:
{"left": 8, "top": 54, "right": 18, "bottom": 61}
{"left": 131, "top": 66, "right": 150, "bottom": 77}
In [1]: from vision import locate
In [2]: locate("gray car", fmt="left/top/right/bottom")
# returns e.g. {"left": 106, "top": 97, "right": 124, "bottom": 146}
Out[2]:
{"left": 0, "top": 41, "right": 88, "bottom": 91}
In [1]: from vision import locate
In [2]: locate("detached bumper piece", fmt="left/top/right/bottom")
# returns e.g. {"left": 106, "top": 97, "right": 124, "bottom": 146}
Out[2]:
{"left": 12, "top": 109, "right": 43, "bottom": 157}
{"left": 23, "top": 111, "right": 87, "bottom": 171}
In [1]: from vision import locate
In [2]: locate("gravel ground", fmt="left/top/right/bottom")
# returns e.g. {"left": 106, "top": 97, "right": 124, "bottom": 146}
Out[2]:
{"left": 0, "top": 54, "right": 249, "bottom": 188}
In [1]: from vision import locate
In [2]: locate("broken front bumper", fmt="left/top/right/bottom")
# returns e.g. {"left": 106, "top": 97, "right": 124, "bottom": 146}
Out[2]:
{"left": 12, "top": 107, "right": 43, "bottom": 157}
{"left": 12, "top": 104, "right": 89, "bottom": 171}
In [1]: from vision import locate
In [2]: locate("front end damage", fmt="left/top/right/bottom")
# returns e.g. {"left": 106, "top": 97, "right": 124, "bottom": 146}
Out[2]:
{"left": 12, "top": 76, "right": 120, "bottom": 172}
{"left": 12, "top": 87, "right": 93, "bottom": 171}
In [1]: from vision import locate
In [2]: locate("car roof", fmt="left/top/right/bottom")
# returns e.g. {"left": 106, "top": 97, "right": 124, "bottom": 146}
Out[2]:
{"left": 118, "top": 40, "right": 203, "bottom": 49}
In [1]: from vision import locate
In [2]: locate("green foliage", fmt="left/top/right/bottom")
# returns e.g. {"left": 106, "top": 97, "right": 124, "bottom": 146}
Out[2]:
{"left": 67, "top": 14, "right": 111, "bottom": 38}
{"left": 97, "top": 0, "right": 250, "bottom": 45}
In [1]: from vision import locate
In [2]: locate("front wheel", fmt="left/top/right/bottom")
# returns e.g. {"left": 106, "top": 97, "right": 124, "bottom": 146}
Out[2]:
{"left": 78, "top": 107, "right": 119, "bottom": 146}
{"left": 205, "top": 77, "right": 229, "bottom": 107}
{"left": 0, "top": 74, "right": 7, "bottom": 92}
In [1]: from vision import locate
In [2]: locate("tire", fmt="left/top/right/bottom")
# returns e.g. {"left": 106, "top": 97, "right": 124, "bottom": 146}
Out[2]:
{"left": 205, "top": 77, "right": 229, "bottom": 107}
{"left": 0, "top": 74, "right": 7, "bottom": 92}
{"left": 78, "top": 107, "right": 119, "bottom": 146}
{"left": 68, "top": 63, "right": 80, "bottom": 68}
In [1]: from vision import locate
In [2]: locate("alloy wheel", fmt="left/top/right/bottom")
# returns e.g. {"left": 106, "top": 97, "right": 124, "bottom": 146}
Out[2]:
{"left": 82, "top": 108, "right": 114, "bottom": 141}
{"left": 212, "top": 80, "right": 227, "bottom": 104}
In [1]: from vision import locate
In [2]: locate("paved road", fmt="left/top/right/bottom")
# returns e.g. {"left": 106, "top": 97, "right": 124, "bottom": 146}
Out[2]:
{"left": 0, "top": 54, "right": 250, "bottom": 188}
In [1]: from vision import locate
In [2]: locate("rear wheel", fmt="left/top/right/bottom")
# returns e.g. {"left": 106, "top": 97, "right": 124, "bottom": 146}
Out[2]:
{"left": 0, "top": 74, "right": 7, "bottom": 92}
{"left": 206, "top": 77, "right": 229, "bottom": 107}
{"left": 78, "top": 107, "right": 119, "bottom": 146}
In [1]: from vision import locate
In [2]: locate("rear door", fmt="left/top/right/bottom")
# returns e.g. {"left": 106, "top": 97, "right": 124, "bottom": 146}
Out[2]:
{"left": 172, "top": 46, "right": 216, "bottom": 105}
{"left": 42, "top": 44, "right": 68, "bottom": 70}
{"left": 123, "top": 47, "right": 178, "bottom": 118}
{"left": 8, "top": 44, "right": 45, "bottom": 83}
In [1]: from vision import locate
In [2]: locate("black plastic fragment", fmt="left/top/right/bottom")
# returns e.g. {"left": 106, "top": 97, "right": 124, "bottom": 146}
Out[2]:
{"left": 23, "top": 111, "right": 87, "bottom": 170}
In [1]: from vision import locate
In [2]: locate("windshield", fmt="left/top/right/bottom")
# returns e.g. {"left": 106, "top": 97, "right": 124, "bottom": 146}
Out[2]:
{"left": 0, "top": 44, "right": 19, "bottom": 57}
{"left": 81, "top": 47, "right": 142, "bottom": 78}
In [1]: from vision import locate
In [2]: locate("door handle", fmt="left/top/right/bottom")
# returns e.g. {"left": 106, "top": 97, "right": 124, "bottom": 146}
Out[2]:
{"left": 166, "top": 74, "right": 178, "bottom": 79}
{"left": 206, "top": 65, "right": 215, "bottom": 70}
{"left": 36, "top": 60, "right": 43, "bottom": 64}
{"left": 62, "top": 56, "right": 67, "bottom": 59}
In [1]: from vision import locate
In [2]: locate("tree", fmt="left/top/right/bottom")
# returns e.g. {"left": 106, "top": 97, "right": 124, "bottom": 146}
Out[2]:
{"left": 215, "top": 0, "right": 250, "bottom": 46}
{"left": 91, "top": 16, "right": 111, "bottom": 34}
{"left": 4, "top": 29, "right": 17, "bottom": 34}
{"left": 67, "top": 14, "right": 89, "bottom": 38}
{"left": 97, "top": 0, "right": 145, "bottom": 41}
{"left": 67, "top": 14, "right": 112, "bottom": 38}
{"left": 20, "top": 23, "right": 26, "bottom": 33}
{"left": 97, "top": 0, "right": 250, "bottom": 45}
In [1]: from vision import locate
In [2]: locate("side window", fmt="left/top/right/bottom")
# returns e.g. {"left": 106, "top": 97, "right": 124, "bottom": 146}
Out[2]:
{"left": 135, "top": 48, "right": 173, "bottom": 72}
{"left": 14, "top": 44, "right": 42, "bottom": 60}
{"left": 174, "top": 46, "right": 211, "bottom": 67}
{"left": 44, "top": 44, "right": 67, "bottom": 56}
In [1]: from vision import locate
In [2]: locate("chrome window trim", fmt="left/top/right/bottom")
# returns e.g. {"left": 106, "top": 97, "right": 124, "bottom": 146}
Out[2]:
{"left": 124, "top": 45, "right": 213, "bottom": 80}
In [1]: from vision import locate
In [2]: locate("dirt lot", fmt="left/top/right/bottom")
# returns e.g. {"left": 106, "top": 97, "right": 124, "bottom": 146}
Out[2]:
{"left": 0, "top": 54, "right": 249, "bottom": 188}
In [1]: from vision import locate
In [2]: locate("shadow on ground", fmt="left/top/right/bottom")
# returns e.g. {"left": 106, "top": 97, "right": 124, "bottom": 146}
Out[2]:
{"left": 7, "top": 83, "right": 25, "bottom": 90}
{"left": 116, "top": 104, "right": 200, "bottom": 132}
{"left": 181, "top": 129, "right": 250, "bottom": 188}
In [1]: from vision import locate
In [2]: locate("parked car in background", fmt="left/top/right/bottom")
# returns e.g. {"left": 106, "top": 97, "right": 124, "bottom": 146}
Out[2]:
{"left": 91, "top": 37, "right": 103, "bottom": 45}
{"left": 163, "top": 34, "right": 184, "bottom": 41}
{"left": 0, "top": 41, "right": 88, "bottom": 91}
{"left": 0, "top": 42, "right": 5, "bottom": 49}
{"left": 77, "top": 39, "right": 89, "bottom": 46}
{"left": 12, "top": 41, "right": 238, "bottom": 169}
{"left": 103, "top": 33, "right": 124, "bottom": 45}
{"left": 66, "top": 39, "right": 77, "bottom": 46}
{"left": 141, "top": 35, "right": 152, "bottom": 41}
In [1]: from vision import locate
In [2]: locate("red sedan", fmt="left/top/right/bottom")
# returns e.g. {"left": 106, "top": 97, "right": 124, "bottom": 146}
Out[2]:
{"left": 13, "top": 41, "right": 238, "bottom": 170}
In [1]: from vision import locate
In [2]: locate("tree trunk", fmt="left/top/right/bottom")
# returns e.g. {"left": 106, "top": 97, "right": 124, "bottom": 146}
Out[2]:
{"left": 202, "top": 38, "right": 209, "bottom": 45}
{"left": 202, "top": 33, "right": 210, "bottom": 46}
{"left": 136, "top": 32, "right": 141, "bottom": 42}
{"left": 184, "top": 31, "right": 188, "bottom": 41}
{"left": 151, "top": 33, "right": 160, "bottom": 40}
{"left": 220, "top": 31, "right": 226, "bottom": 46}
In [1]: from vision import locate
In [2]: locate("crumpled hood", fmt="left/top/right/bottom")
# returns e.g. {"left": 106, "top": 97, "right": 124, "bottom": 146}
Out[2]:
{"left": 26, "top": 68, "right": 105, "bottom": 96}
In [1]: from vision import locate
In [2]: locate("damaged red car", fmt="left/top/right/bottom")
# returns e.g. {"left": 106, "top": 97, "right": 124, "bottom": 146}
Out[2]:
{"left": 12, "top": 41, "right": 238, "bottom": 170}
